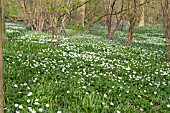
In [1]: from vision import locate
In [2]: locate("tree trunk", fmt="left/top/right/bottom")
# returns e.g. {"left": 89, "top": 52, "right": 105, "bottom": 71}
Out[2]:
{"left": 0, "top": 0, "right": 6, "bottom": 41}
{"left": 127, "top": 16, "right": 136, "bottom": 45}
{"left": 163, "top": 19, "right": 170, "bottom": 62}
{"left": 138, "top": 0, "right": 145, "bottom": 26}
{"left": 104, "top": 0, "right": 112, "bottom": 39}
{"left": 161, "top": 0, "right": 170, "bottom": 63}
{"left": 76, "top": 0, "right": 86, "bottom": 27}
{"left": 126, "top": 0, "right": 137, "bottom": 45}
{"left": 107, "top": 15, "right": 112, "bottom": 39}
{"left": 167, "top": 40, "right": 170, "bottom": 63}
{"left": 0, "top": 0, "right": 4, "bottom": 112}
{"left": 0, "top": 40, "right": 3, "bottom": 113}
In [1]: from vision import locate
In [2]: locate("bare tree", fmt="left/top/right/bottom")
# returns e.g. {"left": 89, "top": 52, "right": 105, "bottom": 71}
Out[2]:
{"left": 126, "top": 0, "right": 138, "bottom": 45}
{"left": 103, "top": 0, "right": 117, "bottom": 39}
{"left": 111, "top": 0, "right": 126, "bottom": 37}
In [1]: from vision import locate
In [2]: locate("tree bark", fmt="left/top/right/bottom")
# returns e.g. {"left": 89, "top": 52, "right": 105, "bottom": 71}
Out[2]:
{"left": 161, "top": 0, "right": 170, "bottom": 63}
{"left": 161, "top": 0, "right": 170, "bottom": 64}
{"left": 167, "top": 40, "right": 170, "bottom": 63}
{"left": 126, "top": 0, "right": 137, "bottom": 45}
{"left": 76, "top": 0, "right": 86, "bottom": 27}
{"left": 127, "top": 15, "right": 136, "bottom": 44}
{"left": 0, "top": 40, "right": 3, "bottom": 113}
{"left": 0, "top": 0, "right": 6, "bottom": 41}
{"left": 138, "top": 0, "right": 145, "bottom": 26}
{"left": 104, "top": 0, "right": 113, "bottom": 39}
{"left": 0, "top": 0, "right": 4, "bottom": 112}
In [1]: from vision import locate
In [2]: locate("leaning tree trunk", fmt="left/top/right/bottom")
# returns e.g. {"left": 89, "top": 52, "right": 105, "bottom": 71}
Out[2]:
{"left": 0, "top": 0, "right": 4, "bottom": 112}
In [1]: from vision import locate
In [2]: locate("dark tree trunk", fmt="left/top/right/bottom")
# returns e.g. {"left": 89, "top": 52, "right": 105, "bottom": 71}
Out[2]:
{"left": 126, "top": 0, "right": 137, "bottom": 45}
{"left": 127, "top": 16, "right": 136, "bottom": 45}
{"left": 106, "top": 16, "right": 112, "bottom": 39}
{"left": 0, "top": 0, "right": 4, "bottom": 112}
{"left": 161, "top": 0, "right": 170, "bottom": 63}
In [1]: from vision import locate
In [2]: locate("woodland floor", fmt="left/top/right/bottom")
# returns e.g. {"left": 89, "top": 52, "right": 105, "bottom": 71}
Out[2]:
{"left": 3, "top": 22, "right": 170, "bottom": 113}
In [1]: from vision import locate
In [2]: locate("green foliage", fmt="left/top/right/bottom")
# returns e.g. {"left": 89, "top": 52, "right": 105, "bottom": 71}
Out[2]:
{"left": 3, "top": 23, "right": 170, "bottom": 113}
{"left": 60, "top": 6, "right": 69, "bottom": 12}
{"left": 48, "top": 7, "right": 56, "bottom": 12}
{"left": 73, "top": 1, "right": 81, "bottom": 7}
{"left": 4, "top": 1, "right": 20, "bottom": 16}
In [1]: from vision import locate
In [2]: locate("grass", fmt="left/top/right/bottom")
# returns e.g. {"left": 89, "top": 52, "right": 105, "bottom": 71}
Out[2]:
{"left": 3, "top": 23, "right": 170, "bottom": 113}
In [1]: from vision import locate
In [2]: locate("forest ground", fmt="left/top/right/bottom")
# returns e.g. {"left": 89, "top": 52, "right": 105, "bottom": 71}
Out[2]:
{"left": 3, "top": 22, "right": 170, "bottom": 113}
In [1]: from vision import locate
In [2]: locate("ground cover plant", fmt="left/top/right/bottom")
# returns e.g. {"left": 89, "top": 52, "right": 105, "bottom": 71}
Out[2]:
{"left": 3, "top": 23, "right": 170, "bottom": 113}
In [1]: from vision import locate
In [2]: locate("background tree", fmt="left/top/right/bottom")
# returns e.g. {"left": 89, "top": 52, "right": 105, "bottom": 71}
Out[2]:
{"left": 111, "top": 0, "right": 126, "bottom": 37}
{"left": 0, "top": 0, "right": 4, "bottom": 112}
{"left": 138, "top": 0, "right": 145, "bottom": 26}
{"left": 161, "top": 0, "right": 170, "bottom": 62}
{"left": 75, "top": 0, "right": 86, "bottom": 27}
{"left": 103, "top": 0, "right": 116, "bottom": 39}
{"left": 0, "top": 0, "right": 6, "bottom": 41}
{"left": 4, "top": 0, "right": 168, "bottom": 49}
{"left": 126, "top": 0, "right": 138, "bottom": 44}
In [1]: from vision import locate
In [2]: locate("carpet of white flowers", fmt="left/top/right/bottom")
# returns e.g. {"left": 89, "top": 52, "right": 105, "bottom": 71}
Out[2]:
{"left": 3, "top": 23, "right": 170, "bottom": 113}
